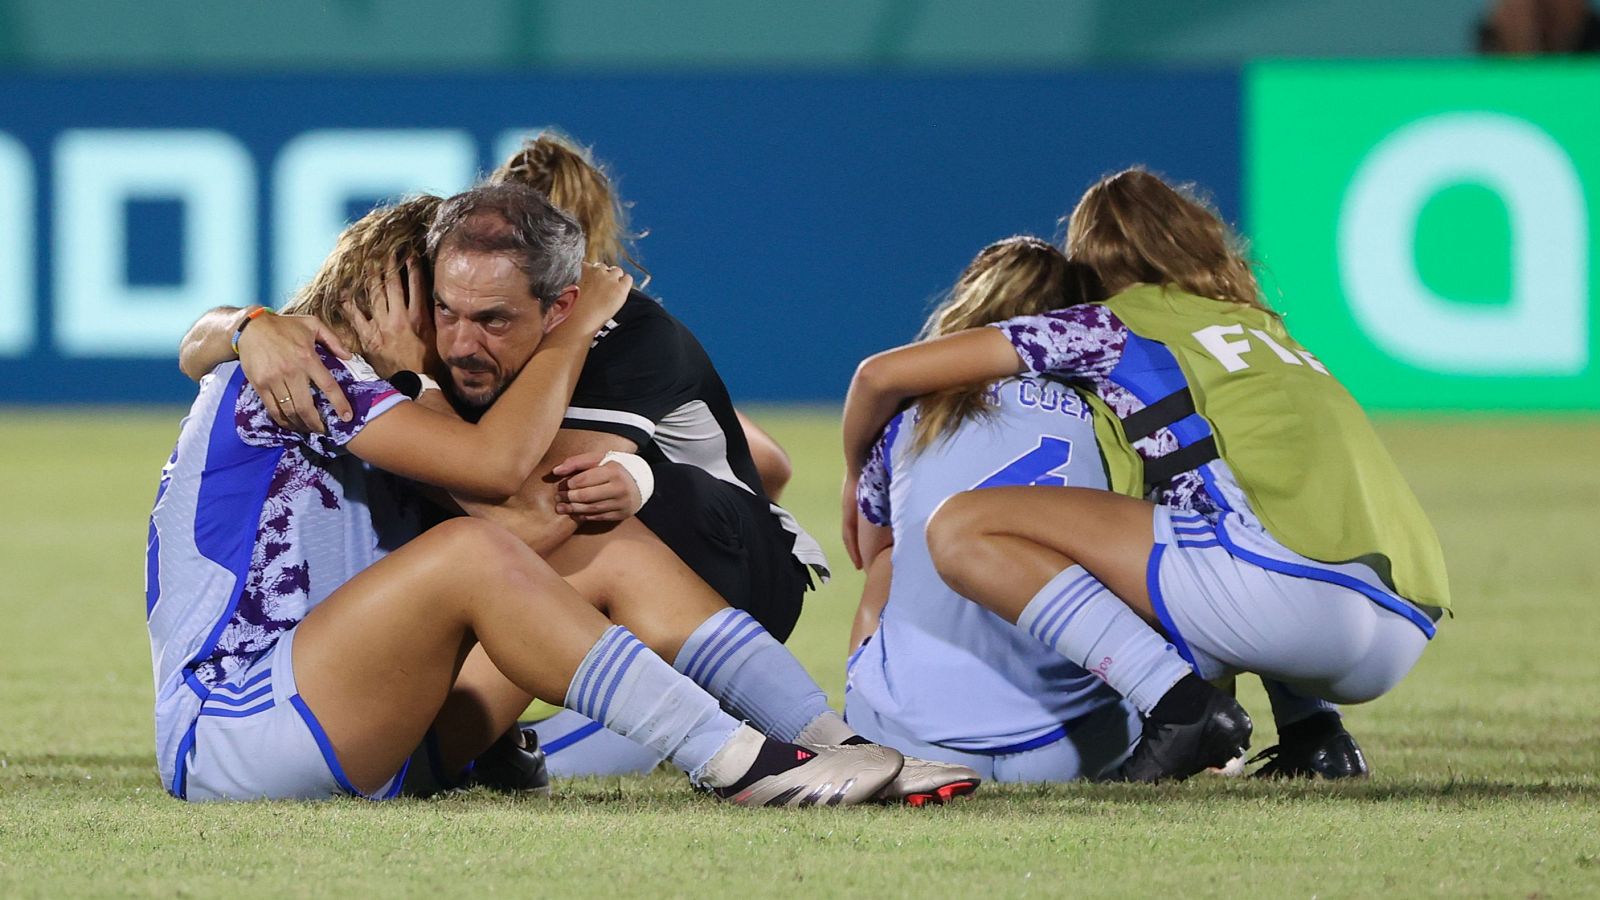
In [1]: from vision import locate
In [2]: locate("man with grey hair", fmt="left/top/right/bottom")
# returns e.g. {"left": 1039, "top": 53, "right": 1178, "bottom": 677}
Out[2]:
{"left": 177, "top": 181, "right": 981, "bottom": 805}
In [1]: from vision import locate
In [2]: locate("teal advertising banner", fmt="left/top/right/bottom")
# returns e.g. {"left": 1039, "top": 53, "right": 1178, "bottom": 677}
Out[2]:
{"left": 1248, "top": 61, "right": 1600, "bottom": 410}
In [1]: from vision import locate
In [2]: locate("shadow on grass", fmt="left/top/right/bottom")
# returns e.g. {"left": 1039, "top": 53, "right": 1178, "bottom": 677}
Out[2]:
{"left": 985, "top": 776, "right": 1600, "bottom": 806}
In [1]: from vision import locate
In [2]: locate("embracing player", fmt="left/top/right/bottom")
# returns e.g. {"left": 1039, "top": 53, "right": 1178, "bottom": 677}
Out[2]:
{"left": 843, "top": 237, "right": 1141, "bottom": 783}
{"left": 843, "top": 168, "right": 1450, "bottom": 782}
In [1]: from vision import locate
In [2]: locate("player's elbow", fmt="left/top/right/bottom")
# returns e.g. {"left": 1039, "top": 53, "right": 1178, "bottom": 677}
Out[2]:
{"left": 473, "top": 443, "right": 551, "bottom": 501}
{"left": 752, "top": 443, "right": 792, "bottom": 500}
{"left": 177, "top": 338, "right": 207, "bottom": 382}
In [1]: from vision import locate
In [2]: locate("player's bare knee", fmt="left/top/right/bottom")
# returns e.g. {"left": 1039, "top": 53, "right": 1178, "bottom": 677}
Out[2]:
{"left": 421, "top": 519, "right": 555, "bottom": 589}
{"left": 926, "top": 492, "right": 990, "bottom": 592}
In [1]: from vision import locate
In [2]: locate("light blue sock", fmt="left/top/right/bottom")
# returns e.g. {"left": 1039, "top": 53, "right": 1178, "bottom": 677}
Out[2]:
{"left": 673, "top": 608, "right": 834, "bottom": 743}
{"left": 565, "top": 625, "right": 740, "bottom": 780}
{"left": 1263, "top": 679, "right": 1339, "bottom": 728}
{"left": 1017, "top": 565, "right": 1194, "bottom": 715}
{"left": 529, "top": 709, "right": 667, "bottom": 777}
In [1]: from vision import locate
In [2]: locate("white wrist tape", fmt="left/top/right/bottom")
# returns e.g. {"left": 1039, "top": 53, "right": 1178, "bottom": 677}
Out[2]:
{"left": 600, "top": 450, "right": 655, "bottom": 507}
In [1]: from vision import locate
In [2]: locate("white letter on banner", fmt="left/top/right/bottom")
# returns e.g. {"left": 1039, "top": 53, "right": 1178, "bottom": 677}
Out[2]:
{"left": 0, "top": 133, "right": 34, "bottom": 357}
{"left": 54, "top": 130, "right": 256, "bottom": 358}
{"left": 1339, "top": 112, "right": 1588, "bottom": 376}
{"left": 273, "top": 130, "right": 476, "bottom": 304}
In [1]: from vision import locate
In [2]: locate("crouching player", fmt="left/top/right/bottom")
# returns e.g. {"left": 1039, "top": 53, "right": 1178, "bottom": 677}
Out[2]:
{"left": 844, "top": 169, "right": 1451, "bottom": 782}
{"left": 146, "top": 193, "right": 902, "bottom": 805}
{"left": 843, "top": 238, "right": 1139, "bottom": 784}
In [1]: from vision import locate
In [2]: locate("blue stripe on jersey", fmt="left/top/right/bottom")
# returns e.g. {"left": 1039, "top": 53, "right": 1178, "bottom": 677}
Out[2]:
{"left": 1107, "top": 333, "right": 1214, "bottom": 448}
{"left": 146, "top": 455, "right": 175, "bottom": 618}
{"left": 186, "top": 368, "right": 286, "bottom": 677}
{"left": 880, "top": 412, "right": 905, "bottom": 482}
{"left": 145, "top": 517, "right": 161, "bottom": 618}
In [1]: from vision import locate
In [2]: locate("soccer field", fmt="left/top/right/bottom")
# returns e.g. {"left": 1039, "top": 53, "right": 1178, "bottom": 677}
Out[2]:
{"left": 2, "top": 409, "right": 1598, "bottom": 898}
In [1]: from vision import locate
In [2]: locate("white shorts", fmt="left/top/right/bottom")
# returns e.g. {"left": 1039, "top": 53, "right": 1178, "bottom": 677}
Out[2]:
{"left": 1148, "top": 507, "right": 1432, "bottom": 704}
{"left": 182, "top": 628, "right": 408, "bottom": 802}
{"left": 844, "top": 689, "right": 1140, "bottom": 783}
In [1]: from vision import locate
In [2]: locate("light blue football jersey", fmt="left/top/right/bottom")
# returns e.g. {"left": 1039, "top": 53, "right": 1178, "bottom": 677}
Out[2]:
{"left": 849, "top": 376, "right": 1129, "bottom": 752}
{"left": 145, "top": 354, "right": 419, "bottom": 796}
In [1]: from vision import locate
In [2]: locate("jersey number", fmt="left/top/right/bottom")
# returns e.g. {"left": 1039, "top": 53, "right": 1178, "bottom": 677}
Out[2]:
{"left": 973, "top": 436, "right": 1074, "bottom": 490}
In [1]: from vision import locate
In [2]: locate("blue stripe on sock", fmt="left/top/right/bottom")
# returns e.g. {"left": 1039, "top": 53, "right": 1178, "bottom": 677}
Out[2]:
{"left": 595, "top": 638, "right": 648, "bottom": 724}
{"left": 680, "top": 611, "right": 742, "bottom": 679}
{"left": 1041, "top": 577, "right": 1103, "bottom": 647}
{"left": 580, "top": 630, "right": 636, "bottom": 719}
{"left": 688, "top": 613, "right": 759, "bottom": 683}
{"left": 1027, "top": 575, "right": 1093, "bottom": 644}
{"left": 689, "top": 612, "right": 759, "bottom": 682}
{"left": 700, "top": 626, "right": 766, "bottom": 685}
{"left": 1044, "top": 589, "right": 1093, "bottom": 648}
{"left": 542, "top": 720, "right": 605, "bottom": 755}
{"left": 570, "top": 629, "right": 617, "bottom": 714}
{"left": 573, "top": 628, "right": 627, "bottom": 717}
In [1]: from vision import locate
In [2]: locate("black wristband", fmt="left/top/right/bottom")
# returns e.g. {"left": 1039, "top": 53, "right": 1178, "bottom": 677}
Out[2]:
{"left": 390, "top": 369, "right": 423, "bottom": 400}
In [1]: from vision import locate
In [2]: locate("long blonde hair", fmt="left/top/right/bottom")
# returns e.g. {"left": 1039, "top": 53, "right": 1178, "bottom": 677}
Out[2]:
{"left": 490, "top": 130, "right": 650, "bottom": 285}
{"left": 909, "top": 236, "right": 1103, "bottom": 454}
{"left": 280, "top": 194, "right": 441, "bottom": 352}
{"left": 1064, "top": 167, "right": 1271, "bottom": 314}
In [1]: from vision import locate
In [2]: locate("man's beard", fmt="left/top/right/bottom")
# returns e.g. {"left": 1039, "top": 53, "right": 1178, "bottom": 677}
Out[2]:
{"left": 444, "top": 362, "right": 505, "bottom": 423}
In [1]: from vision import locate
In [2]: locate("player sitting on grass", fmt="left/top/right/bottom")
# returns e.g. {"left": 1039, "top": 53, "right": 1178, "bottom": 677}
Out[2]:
{"left": 842, "top": 168, "right": 1451, "bottom": 783}
{"left": 176, "top": 183, "right": 980, "bottom": 805}
{"left": 146, "top": 188, "right": 904, "bottom": 804}
{"left": 841, "top": 237, "right": 1141, "bottom": 785}
{"left": 484, "top": 131, "right": 798, "bottom": 775}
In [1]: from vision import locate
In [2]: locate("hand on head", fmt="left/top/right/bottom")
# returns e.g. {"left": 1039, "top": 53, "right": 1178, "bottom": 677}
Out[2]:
{"left": 235, "top": 311, "right": 354, "bottom": 434}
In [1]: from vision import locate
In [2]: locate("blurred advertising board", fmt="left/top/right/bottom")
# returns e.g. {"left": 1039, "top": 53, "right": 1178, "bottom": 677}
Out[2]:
{"left": 0, "top": 73, "right": 1240, "bottom": 404}
{"left": 1248, "top": 61, "right": 1600, "bottom": 411}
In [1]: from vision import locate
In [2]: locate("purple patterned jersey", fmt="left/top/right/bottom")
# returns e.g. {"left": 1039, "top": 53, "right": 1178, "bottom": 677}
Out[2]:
{"left": 991, "top": 306, "right": 1218, "bottom": 517}
{"left": 145, "top": 351, "right": 417, "bottom": 793}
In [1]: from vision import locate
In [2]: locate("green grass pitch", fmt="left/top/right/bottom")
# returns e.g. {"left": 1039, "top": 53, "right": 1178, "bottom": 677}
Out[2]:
{"left": 2, "top": 408, "right": 1598, "bottom": 897}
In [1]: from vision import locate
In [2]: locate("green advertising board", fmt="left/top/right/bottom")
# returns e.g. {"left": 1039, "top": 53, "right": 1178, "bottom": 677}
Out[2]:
{"left": 1247, "top": 61, "right": 1600, "bottom": 410}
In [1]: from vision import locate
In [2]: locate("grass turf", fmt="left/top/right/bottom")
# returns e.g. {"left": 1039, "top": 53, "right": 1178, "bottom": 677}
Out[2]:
{"left": 2, "top": 408, "right": 1598, "bottom": 898}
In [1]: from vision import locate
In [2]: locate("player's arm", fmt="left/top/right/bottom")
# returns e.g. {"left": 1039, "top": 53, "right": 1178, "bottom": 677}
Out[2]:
{"left": 347, "top": 265, "right": 633, "bottom": 500}
{"left": 849, "top": 517, "right": 894, "bottom": 652}
{"left": 178, "top": 304, "right": 355, "bottom": 433}
{"left": 841, "top": 329, "right": 1021, "bottom": 476}
{"left": 736, "top": 409, "right": 792, "bottom": 501}
{"left": 451, "top": 428, "right": 637, "bottom": 555}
